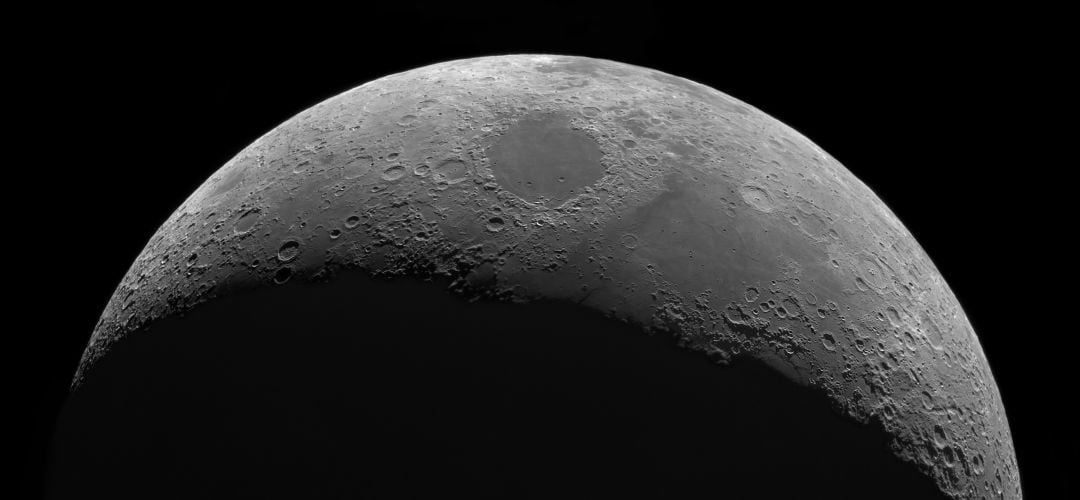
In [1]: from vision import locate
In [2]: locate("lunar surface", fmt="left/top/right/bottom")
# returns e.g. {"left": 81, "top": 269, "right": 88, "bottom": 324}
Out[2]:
{"left": 57, "top": 55, "right": 1019, "bottom": 498}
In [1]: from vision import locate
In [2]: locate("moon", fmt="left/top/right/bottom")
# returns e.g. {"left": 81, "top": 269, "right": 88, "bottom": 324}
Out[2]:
{"left": 54, "top": 55, "right": 1020, "bottom": 499}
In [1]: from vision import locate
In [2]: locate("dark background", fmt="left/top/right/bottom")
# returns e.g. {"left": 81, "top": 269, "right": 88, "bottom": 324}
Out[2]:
{"left": 16, "top": 3, "right": 1066, "bottom": 498}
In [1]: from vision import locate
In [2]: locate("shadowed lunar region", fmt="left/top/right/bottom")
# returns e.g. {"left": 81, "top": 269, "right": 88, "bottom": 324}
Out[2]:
{"left": 51, "top": 55, "right": 1020, "bottom": 499}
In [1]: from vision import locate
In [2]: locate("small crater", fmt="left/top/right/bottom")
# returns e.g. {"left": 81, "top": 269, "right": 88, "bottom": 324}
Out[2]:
{"left": 413, "top": 164, "right": 431, "bottom": 176}
{"left": 744, "top": 287, "right": 760, "bottom": 303}
{"left": 273, "top": 266, "right": 292, "bottom": 285}
{"left": 329, "top": 228, "right": 342, "bottom": 239}
{"left": 234, "top": 210, "right": 259, "bottom": 234}
{"left": 921, "top": 391, "right": 935, "bottom": 410}
{"left": 972, "top": 453, "right": 985, "bottom": 475}
{"left": 345, "top": 215, "right": 361, "bottom": 229}
{"left": 381, "top": 165, "right": 407, "bottom": 181}
{"left": 902, "top": 331, "right": 917, "bottom": 351}
{"left": 857, "top": 255, "right": 891, "bottom": 291}
{"left": 581, "top": 106, "right": 601, "bottom": 118}
{"left": 619, "top": 233, "right": 639, "bottom": 249}
{"left": 433, "top": 159, "right": 469, "bottom": 184}
{"left": 821, "top": 332, "right": 837, "bottom": 351}
{"left": 738, "top": 185, "right": 777, "bottom": 213}
{"left": 622, "top": 139, "right": 637, "bottom": 149}
{"left": 885, "top": 307, "right": 904, "bottom": 327}
{"left": 277, "top": 240, "right": 301, "bottom": 262}
{"left": 208, "top": 158, "right": 250, "bottom": 198}
{"left": 485, "top": 216, "right": 506, "bottom": 233}
{"left": 533, "top": 57, "right": 606, "bottom": 77}
{"left": 397, "top": 114, "right": 418, "bottom": 126}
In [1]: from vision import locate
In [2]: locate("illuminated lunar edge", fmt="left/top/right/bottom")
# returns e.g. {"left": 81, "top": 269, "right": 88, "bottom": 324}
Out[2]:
{"left": 77, "top": 55, "right": 1020, "bottom": 499}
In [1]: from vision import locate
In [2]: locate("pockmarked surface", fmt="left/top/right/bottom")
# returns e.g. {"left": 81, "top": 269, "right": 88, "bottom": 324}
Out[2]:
{"left": 76, "top": 55, "right": 1019, "bottom": 499}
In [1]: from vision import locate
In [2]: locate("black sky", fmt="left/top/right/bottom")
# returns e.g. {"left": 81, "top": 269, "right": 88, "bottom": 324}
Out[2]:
{"left": 16, "top": 3, "right": 1066, "bottom": 498}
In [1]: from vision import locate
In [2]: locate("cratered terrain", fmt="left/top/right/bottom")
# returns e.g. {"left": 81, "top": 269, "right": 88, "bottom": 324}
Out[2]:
{"left": 50, "top": 55, "right": 1020, "bottom": 499}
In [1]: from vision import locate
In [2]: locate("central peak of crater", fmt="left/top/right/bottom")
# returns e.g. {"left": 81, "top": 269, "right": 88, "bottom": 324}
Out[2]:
{"left": 486, "top": 112, "right": 605, "bottom": 205}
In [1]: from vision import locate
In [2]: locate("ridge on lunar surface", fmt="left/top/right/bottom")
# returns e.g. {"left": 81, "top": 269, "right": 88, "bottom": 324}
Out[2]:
{"left": 72, "top": 54, "right": 1019, "bottom": 498}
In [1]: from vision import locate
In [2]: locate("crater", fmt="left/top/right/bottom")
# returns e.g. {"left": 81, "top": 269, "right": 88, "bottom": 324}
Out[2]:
{"left": 277, "top": 240, "right": 301, "bottom": 263}
{"left": 485, "top": 216, "right": 505, "bottom": 233}
{"left": 380, "top": 165, "right": 407, "bottom": 181}
{"left": 739, "top": 185, "right": 777, "bottom": 213}
{"left": 486, "top": 112, "right": 605, "bottom": 205}
{"left": 208, "top": 158, "right": 251, "bottom": 198}
{"left": 856, "top": 254, "right": 892, "bottom": 291}
{"left": 233, "top": 210, "right": 259, "bottom": 234}
{"left": 433, "top": 159, "right": 470, "bottom": 184}
{"left": 534, "top": 57, "right": 605, "bottom": 77}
